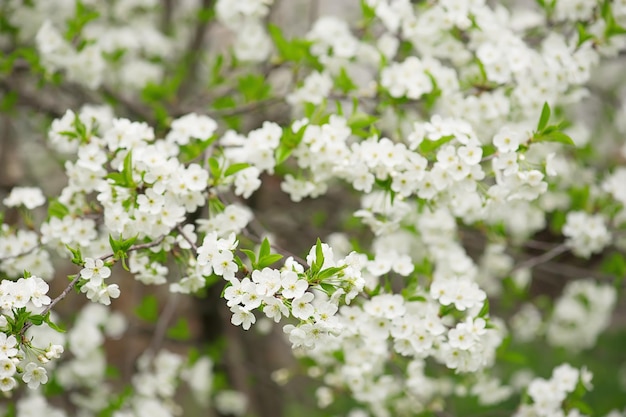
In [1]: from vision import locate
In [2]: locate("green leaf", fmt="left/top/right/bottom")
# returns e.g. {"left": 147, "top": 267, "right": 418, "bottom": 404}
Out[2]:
{"left": 44, "top": 313, "right": 65, "bottom": 333}
{"left": 134, "top": 295, "right": 159, "bottom": 323}
{"left": 224, "top": 163, "right": 250, "bottom": 177}
{"left": 311, "top": 238, "right": 325, "bottom": 274}
{"left": 319, "top": 282, "right": 335, "bottom": 294}
{"left": 317, "top": 265, "right": 347, "bottom": 281}
{"left": 123, "top": 151, "right": 135, "bottom": 187}
{"left": 259, "top": 238, "right": 271, "bottom": 260}
{"left": 0, "top": 90, "right": 17, "bottom": 112}
{"left": 477, "top": 299, "right": 490, "bottom": 318}
{"left": 178, "top": 136, "right": 217, "bottom": 163}
{"left": 536, "top": 131, "right": 575, "bottom": 146}
{"left": 241, "top": 249, "right": 257, "bottom": 268}
{"left": 48, "top": 199, "right": 70, "bottom": 219}
{"left": 418, "top": 135, "right": 454, "bottom": 155}
{"left": 64, "top": 0, "right": 100, "bottom": 43}
{"left": 267, "top": 24, "right": 321, "bottom": 68}
{"left": 275, "top": 144, "right": 293, "bottom": 165}
{"left": 576, "top": 23, "right": 595, "bottom": 47}
{"left": 166, "top": 318, "right": 191, "bottom": 341}
{"left": 275, "top": 124, "right": 307, "bottom": 165}
{"left": 208, "top": 157, "right": 221, "bottom": 182}
{"left": 237, "top": 74, "right": 271, "bottom": 103}
{"left": 258, "top": 254, "right": 284, "bottom": 269}
{"left": 335, "top": 67, "right": 357, "bottom": 93}
{"left": 66, "top": 245, "right": 83, "bottom": 266}
{"left": 537, "top": 102, "right": 551, "bottom": 132}
{"left": 109, "top": 234, "right": 120, "bottom": 254}
{"left": 210, "top": 54, "right": 224, "bottom": 85}
{"left": 360, "top": 0, "right": 376, "bottom": 20}
{"left": 29, "top": 314, "right": 44, "bottom": 325}
{"left": 348, "top": 113, "right": 377, "bottom": 131}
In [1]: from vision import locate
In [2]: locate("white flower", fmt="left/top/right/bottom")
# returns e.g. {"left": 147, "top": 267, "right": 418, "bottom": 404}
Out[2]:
{"left": 3, "top": 187, "right": 46, "bottom": 209}
{"left": 292, "top": 292, "right": 315, "bottom": 320}
{"left": 80, "top": 258, "right": 111, "bottom": 285}
{"left": 230, "top": 305, "right": 256, "bottom": 330}
{"left": 22, "top": 362, "right": 48, "bottom": 389}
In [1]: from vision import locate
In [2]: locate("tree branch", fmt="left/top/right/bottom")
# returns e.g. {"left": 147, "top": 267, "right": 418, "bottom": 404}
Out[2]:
{"left": 20, "top": 234, "right": 167, "bottom": 336}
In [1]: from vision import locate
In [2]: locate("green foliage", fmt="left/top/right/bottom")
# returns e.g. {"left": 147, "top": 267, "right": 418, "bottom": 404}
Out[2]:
{"left": 109, "top": 233, "right": 138, "bottom": 270}
{"left": 243, "top": 238, "right": 284, "bottom": 270}
{"left": 64, "top": 1, "right": 99, "bottom": 45}
{"left": 47, "top": 199, "right": 70, "bottom": 219}
{"left": 178, "top": 135, "right": 218, "bottom": 163}
{"left": 533, "top": 103, "right": 575, "bottom": 146}
{"left": 275, "top": 124, "right": 307, "bottom": 165}
{"left": 134, "top": 294, "right": 159, "bottom": 323}
{"left": 334, "top": 67, "right": 357, "bottom": 93}
{"left": 268, "top": 24, "right": 322, "bottom": 69}
{"left": 66, "top": 245, "right": 84, "bottom": 266}
{"left": 167, "top": 318, "right": 191, "bottom": 341}
{"left": 106, "top": 151, "right": 137, "bottom": 188}
{"left": 601, "top": 252, "right": 626, "bottom": 289}
{"left": 238, "top": 74, "right": 272, "bottom": 103}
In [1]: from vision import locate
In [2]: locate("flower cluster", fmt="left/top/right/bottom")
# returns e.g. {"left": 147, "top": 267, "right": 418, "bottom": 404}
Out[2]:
{"left": 515, "top": 363, "right": 592, "bottom": 417}
{"left": 562, "top": 211, "right": 612, "bottom": 258}
{"left": 546, "top": 279, "right": 617, "bottom": 352}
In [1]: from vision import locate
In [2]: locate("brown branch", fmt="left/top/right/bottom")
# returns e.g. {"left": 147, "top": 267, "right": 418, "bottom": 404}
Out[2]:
{"left": 176, "top": 224, "right": 199, "bottom": 252}
{"left": 177, "top": 0, "right": 215, "bottom": 98}
{"left": 209, "top": 96, "right": 285, "bottom": 118}
{"left": 511, "top": 243, "right": 569, "bottom": 272}
{"left": 20, "top": 234, "right": 167, "bottom": 336}
{"left": 147, "top": 292, "right": 179, "bottom": 357}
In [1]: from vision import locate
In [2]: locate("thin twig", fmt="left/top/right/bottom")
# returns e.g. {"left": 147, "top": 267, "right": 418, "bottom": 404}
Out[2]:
{"left": 176, "top": 224, "right": 199, "bottom": 252}
{"left": 20, "top": 234, "right": 166, "bottom": 336}
{"left": 241, "top": 228, "right": 309, "bottom": 268}
{"left": 177, "top": 0, "right": 215, "bottom": 97}
{"left": 147, "top": 292, "right": 179, "bottom": 357}
{"left": 511, "top": 243, "right": 569, "bottom": 272}
{"left": 210, "top": 96, "right": 285, "bottom": 118}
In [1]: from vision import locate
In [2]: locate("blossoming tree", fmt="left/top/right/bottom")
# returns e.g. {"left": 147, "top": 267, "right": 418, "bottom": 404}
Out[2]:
{"left": 1, "top": 0, "right": 626, "bottom": 416}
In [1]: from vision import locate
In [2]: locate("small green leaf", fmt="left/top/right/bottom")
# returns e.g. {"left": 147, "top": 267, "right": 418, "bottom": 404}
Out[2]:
{"left": 335, "top": 67, "right": 357, "bottom": 93}
{"left": 275, "top": 144, "right": 293, "bottom": 165}
{"left": 109, "top": 234, "right": 120, "bottom": 254}
{"left": 477, "top": 299, "right": 490, "bottom": 318}
{"left": 178, "top": 136, "right": 217, "bottom": 163}
{"left": 44, "top": 313, "right": 65, "bottom": 333}
{"left": 166, "top": 318, "right": 191, "bottom": 341}
{"left": 122, "top": 151, "right": 135, "bottom": 187}
{"left": 319, "top": 282, "right": 335, "bottom": 294}
{"left": 66, "top": 245, "right": 83, "bottom": 266}
{"left": 208, "top": 157, "right": 221, "bottom": 182}
{"left": 224, "top": 163, "right": 250, "bottom": 177}
{"left": 317, "top": 265, "right": 347, "bottom": 281}
{"left": 241, "top": 249, "right": 257, "bottom": 268}
{"left": 576, "top": 23, "right": 595, "bottom": 47}
{"left": 537, "top": 102, "right": 551, "bottom": 132}
{"left": 536, "top": 131, "right": 575, "bottom": 146}
{"left": 134, "top": 295, "right": 159, "bottom": 323}
{"left": 258, "top": 254, "right": 283, "bottom": 269}
{"left": 312, "top": 238, "right": 324, "bottom": 273}
{"left": 348, "top": 113, "right": 378, "bottom": 131}
{"left": 418, "top": 135, "right": 454, "bottom": 155}
{"left": 237, "top": 74, "right": 271, "bottom": 102}
{"left": 48, "top": 199, "right": 70, "bottom": 219}
{"left": 121, "top": 235, "right": 138, "bottom": 252}
{"left": 259, "top": 238, "right": 271, "bottom": 260}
